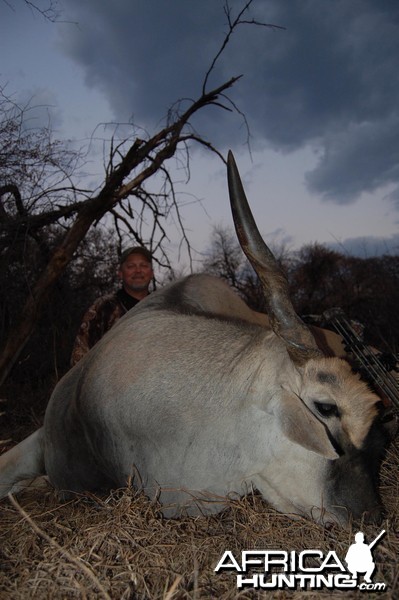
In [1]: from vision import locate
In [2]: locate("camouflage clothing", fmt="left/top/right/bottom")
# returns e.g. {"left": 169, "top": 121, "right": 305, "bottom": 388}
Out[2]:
{"left": 71, "top": 288, "right": 140, "bottom": 366}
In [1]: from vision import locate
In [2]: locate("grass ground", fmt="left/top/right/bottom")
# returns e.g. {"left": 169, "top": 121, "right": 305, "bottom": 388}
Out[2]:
{"left": 0, "top": 389, "right": 398, "bottom": 599}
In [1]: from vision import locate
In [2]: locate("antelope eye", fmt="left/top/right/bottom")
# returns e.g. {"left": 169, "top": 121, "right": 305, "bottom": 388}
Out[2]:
{"left": 314, "top": 402, "right": 340, "bottom": 418}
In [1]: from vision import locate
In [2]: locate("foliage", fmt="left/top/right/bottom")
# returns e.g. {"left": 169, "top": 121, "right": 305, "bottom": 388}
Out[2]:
{"left": 0, "top": 226, "right": 117, "bottom": 387}
{"left": 203, "top": 229, "right": 399, "bottom": 354}
{"left": 290, "top": 243, "right": 399, "bottom": 352}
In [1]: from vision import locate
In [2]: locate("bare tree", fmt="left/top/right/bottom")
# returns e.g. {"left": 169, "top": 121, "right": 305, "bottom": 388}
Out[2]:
{"left": 202, "top": 226, "right": 245, "bottom": 289}
{"left": 0, "top": 1, "right": 281, "bottom": 385}
{"left": 202, "top": 225, "right": 293, "bottom": 312}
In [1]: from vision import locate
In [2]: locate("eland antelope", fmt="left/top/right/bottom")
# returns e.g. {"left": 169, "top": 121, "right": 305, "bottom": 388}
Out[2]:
{"left": 0, "top": 152, "right": 393, "bottom": 526}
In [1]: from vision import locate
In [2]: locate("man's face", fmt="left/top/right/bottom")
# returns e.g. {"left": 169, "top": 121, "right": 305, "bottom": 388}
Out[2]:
{"left": 118, "top": 253, "right": 153, "bottom": 293}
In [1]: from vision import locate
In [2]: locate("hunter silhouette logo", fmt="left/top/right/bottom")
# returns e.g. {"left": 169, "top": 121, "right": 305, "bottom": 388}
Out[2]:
{"left": 215, "top": 529, "right": 387, "bottom": 591}
{"left": 345, "top": 530, "right": 385, "bottom": 584}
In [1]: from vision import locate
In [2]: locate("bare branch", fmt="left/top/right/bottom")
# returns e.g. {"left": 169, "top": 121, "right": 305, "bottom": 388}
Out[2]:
{"left": 202, "top": 0, "right": 284, "bottom": 94}
{"left": 0, "top": 183, "right": 24, "bottom": 218}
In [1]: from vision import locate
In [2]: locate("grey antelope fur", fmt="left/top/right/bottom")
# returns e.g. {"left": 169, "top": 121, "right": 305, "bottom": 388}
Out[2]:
{"left": 0, "top": 152, "right": 393, "bottom": 526}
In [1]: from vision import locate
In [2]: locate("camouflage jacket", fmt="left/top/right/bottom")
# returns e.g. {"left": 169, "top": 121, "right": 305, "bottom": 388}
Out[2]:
{"left": 71, "top": 288, "right": 140, "bottom": 366}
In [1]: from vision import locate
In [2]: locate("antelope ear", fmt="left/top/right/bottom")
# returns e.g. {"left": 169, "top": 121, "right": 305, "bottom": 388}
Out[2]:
{"left": 274, "top": 391, "right": 340, "bottom": 459}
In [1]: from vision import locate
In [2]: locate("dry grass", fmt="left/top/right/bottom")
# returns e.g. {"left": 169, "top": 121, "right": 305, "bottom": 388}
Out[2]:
{"left": 0, "top": 438, "right": 398, "bottom": 599}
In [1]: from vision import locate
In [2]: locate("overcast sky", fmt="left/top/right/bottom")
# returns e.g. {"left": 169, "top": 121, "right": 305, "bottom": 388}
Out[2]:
{"left": 1, "top": 0, "right": 399, "bottom": 267}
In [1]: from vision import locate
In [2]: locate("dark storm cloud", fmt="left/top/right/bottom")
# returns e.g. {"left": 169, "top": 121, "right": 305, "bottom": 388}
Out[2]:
{"left": 59, "top": 0, "right": 399, "bottom": 204}
{"left": 305, "top": 116, "right": 399, "bottom": 203}
{"left": 58, "top": 0, "right": 226, "bottom": 124}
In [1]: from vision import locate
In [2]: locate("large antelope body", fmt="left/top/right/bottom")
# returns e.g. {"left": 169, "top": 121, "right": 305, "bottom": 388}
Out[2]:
{"left": 0, "top": 153, "right": 392, "bottom": 526}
